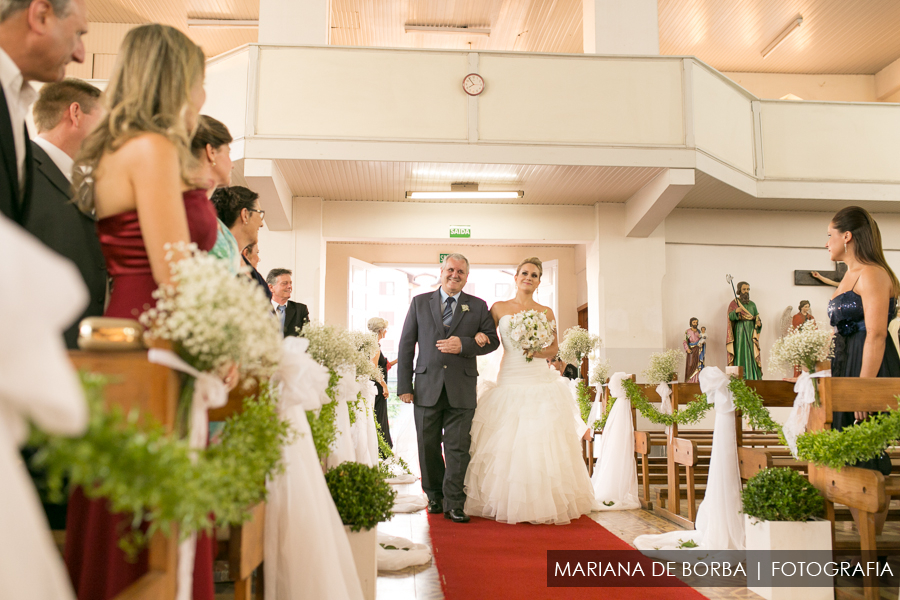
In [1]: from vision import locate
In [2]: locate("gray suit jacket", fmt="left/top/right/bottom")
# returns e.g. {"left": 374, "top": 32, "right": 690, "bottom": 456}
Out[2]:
{"left": 397, "top": 289, "right": 499, "bottom": 409}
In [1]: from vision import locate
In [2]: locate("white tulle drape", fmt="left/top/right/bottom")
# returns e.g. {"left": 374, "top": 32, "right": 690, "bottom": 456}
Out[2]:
{"left": 265, "top": 338, "right": 364, "bottom": 600}
{"left": 350, "top": 378, "right": 378, "bottom": 466}
{"left": 634, "top": 367, "right": 745, "bottom": 551}
{"left": 591, "top": 373, "right": 641, "bottom": 511}
{"left": 783, "top": 370, "right": 830, "bottom": 458}
{"left": 0, "top": 216, "right": 89, "bottom": 600}
{"left": 325, "top": 365, "right": 358, "bottom": 469}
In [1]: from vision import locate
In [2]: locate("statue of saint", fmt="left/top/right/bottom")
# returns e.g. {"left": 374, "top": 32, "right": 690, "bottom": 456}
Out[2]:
{"left": 792, "top": 300, "right": 815, "bottom": 329}
{"left": 726, "top": 281, "right": 763, "bottom": 380}
{"left": 683, "top": 317, "right": 705, "bottom": 383}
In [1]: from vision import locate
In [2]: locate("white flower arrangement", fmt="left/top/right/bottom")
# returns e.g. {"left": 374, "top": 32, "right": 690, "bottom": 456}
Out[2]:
{"left": 507, "top": 309, "right": 556, "bottom": 362}
{"left": 347, "top": 330, "right": 381, "bottom": 381}
{"left": 558, "top": 326, "right": 601, "bottom": 366}
{"left": 299, "top": 322, "right": 361, "bottom": 374}
{"left": 769, "top": 320, "right": 834, "bottom": 375}
{"left": 140, "top": 243, "right": 282, "bottom": 384}
{"left": 642, "top": 349, "right": 685, "bottom": 384}
{"left": 590, "top": 357, "right": 611, "bottom": 385}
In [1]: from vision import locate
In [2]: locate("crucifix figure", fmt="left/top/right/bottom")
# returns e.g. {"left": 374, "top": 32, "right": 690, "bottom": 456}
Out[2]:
{"left": 793, "top": 261, "right": 847, "bottom": 287}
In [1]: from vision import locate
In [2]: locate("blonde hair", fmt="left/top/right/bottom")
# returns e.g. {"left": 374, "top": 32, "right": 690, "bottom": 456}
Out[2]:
{"left": 367, "top": 317, "right": 388, "bottom": 334}
{"left": 73, "top": 24, "right": 206, "bottom": 211}
{"left": 517, "top": 257, "right": 543, "bottom": 278}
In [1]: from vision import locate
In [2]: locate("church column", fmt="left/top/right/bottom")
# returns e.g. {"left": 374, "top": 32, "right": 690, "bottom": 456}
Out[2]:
{"left": 293, "top": 197, "right": 326, "bottom": 321}
{"left": 582, "top": 0, "right": 659, "bottom": 55}
{"left": 586, "top": 204, "right": 667, "bottom": 376}
{"left": 258, "top": 0, "right": 331, "bottom": 45}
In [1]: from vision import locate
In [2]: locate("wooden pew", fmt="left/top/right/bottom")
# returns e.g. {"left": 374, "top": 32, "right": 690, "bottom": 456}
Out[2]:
{"left": 69, "top": 350, "right": 180, "bottom": 600}
{"left": 808, "top": 377, "right": 900, "bottom": 600}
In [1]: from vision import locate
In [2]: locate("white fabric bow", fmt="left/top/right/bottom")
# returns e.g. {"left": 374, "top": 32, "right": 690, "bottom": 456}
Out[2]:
{"left": 273, "top": 337, "right": 330, "bottom": 411}
{"left": 657, "top": 382, "right": 674, "bottom": 442}
{"left": 147, "top": 348, "right": 228, "bottom": 600}
{"left": 699, "top": 366, "right": 734, "bottom": 413}
{"left": 783, "top": 370, "right": 831, "bottom": 458}
{"left": 607, "top": 372, "right": 628, "bottom": 401}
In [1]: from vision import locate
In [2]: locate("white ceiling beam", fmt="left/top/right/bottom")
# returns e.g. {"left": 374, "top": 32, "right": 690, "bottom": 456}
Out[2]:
{"left": 875, "top": 55, "right": 900, "bottom": 100}
{"left": 624, "top": 168, "right": 694, "bottom": 237}
{"left": 243, "top": 159, "right": 293, "bottom": 231}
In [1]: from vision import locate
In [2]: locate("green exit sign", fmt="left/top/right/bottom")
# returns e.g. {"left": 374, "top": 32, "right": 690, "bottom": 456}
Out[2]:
{"left": 450, "top": 225, "right": 471, "bottom": 238}
{"left": 439, "top": 253, "right": 449, "bottom": 264}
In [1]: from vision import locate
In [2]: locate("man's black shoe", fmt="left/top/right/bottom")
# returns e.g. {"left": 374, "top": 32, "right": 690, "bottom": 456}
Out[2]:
{"left": 444, "top": 509, "right": 470, "bottom": 523}
{"left": 427, "top": 499, "right": 443, "bottom": 514}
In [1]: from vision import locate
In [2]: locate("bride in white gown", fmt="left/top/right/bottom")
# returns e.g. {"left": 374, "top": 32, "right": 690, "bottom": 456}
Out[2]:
{"left": 464, "top": 257, "right": 597, "bottom": 524}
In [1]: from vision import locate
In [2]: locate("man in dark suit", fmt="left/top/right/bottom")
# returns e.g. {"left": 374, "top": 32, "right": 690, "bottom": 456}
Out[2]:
{"left": 267, "top": 268, "right": 309, "bottom": 337}
{"left": 242, "top": 241, "right": 272, "bottom": 300}
{"left": 398, "top": 253, "right": 500, "bottom": 522}
{"left": 25, "top": 78, "right": 106, "bottom": 349}
{"left": 0, "top": 0, "right": 89, "bottom": 225}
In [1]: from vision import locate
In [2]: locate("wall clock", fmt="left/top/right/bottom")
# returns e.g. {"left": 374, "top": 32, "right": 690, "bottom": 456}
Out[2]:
{"left": 463, "top": 73, "right": 484, "bottom": 96}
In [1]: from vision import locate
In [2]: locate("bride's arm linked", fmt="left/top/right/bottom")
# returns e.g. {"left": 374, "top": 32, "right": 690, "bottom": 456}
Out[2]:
{"left": 455, "top": 298, "right": 500, "bottom": 358}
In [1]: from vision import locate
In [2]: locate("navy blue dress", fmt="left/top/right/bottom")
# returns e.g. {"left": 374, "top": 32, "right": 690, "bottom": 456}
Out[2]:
{"left": 828, "top": 289, "right": 900, "bottom": 475}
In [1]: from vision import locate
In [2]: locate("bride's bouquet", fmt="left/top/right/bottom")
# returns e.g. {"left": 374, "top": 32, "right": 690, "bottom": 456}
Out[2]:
{"left": 507, "top": 309, "right": 556, "bottom": 362}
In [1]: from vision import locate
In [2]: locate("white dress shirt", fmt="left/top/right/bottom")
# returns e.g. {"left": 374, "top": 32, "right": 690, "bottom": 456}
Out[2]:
{"left": 33, "top": 136, "right": 74, "bottom": 182}
{"left": 0, "top": 47, "right": 38, "bottom": 192}
{"left": 272, "top": 298, "right": 287, "bottom": 332}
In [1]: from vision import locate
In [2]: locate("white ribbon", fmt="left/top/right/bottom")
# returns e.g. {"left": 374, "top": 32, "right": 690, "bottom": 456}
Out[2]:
{"left": 783, "top": 370, "right": 831, "bottom": 458}
{"left": 587, "top": 383, "right": 605, "bottom": 426}
{"left": 272, "top": 337, "right": 330, "bottom": 412}
{"left": 147, "top": 348, "right": 228, "bottom": 600}
{"left": 607, "top": 372, "right": 628, "bottom": 401}
{"left": 699, "top": 367, "right": 734, "bottom": 413}
{"left": 657, "top": 382, "right": 674, "bottom": 442}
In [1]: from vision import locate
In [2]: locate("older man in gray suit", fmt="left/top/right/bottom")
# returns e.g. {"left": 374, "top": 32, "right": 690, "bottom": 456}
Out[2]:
{"left": 398, "top": 253, "right": 499, "bottom": 523}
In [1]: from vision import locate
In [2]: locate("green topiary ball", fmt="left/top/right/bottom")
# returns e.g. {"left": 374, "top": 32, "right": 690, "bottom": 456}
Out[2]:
{"left": 325, "top": 461, "right": 397, "bottom": 532}
{"left": 742, "top": 467, "right": 824, "bottom": 522}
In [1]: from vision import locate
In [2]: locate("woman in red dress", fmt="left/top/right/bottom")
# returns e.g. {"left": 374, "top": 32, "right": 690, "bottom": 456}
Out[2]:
{"left": 64, "top": 24, "right": 218, "bottom": 600}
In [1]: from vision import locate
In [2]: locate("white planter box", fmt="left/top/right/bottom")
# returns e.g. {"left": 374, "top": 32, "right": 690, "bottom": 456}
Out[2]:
{"left": 744, "top": 515, "right": 832, "bottom": 600}
{"left": 345, "top": 525, "right": 377, "bottom": 600}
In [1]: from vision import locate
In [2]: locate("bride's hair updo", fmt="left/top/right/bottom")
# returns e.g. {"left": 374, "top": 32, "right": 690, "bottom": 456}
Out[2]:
{"left": 517, "top": 257, "right": 543, "bottom": 278}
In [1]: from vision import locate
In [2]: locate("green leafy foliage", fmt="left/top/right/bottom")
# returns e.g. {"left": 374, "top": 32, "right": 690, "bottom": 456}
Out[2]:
{"left": 375, "top": 420, "right": 412, "bottom": 477}
{"left": 597, "top": 396, "right": 615, "bottom": 430}
{"left": 677, "top": 539, "right": 699, "bottom": 549}
{"left": 742, "top": 468, "right": 824, "bottom": 522}
{"left": 728, "top": 378, "right": 783, "bottom": 433}
{"left": 622, "top": 379, "right": 711, "bottom": 426}
{"left": 30, "top": 373, "right": 292, "bottom": 556}
{"left": 325, "top": 461, "right": 396, "bottom": 532}
{"left": 796, "top": 405, "right": 900, "bottom": 469}
{"left": 306, "top": 369, "right": 340, "bottom": 458}
{"left": 575, "top": 380, "right": 598, "bottom": 430}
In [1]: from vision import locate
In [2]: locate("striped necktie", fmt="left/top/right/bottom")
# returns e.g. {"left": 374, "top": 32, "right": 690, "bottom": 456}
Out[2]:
{"left": 443, "top": 297, "right": 455, "bottom": 330}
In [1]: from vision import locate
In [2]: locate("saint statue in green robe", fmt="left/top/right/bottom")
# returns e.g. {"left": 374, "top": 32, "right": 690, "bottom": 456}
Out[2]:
{"left": 726, "top": 281, "right": 762, "bottom": 380}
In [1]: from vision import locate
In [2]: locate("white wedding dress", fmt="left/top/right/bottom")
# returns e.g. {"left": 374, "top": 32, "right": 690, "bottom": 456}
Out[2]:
{"left": 464, "top": 314, "right": 597, "bottom": 524}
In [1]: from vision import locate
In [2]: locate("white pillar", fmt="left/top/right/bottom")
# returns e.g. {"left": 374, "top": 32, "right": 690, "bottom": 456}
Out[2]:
{"left": 293, "top": 197, "right": 327, "bottom": 321}
{"left": 258, "top": 0, "right": 331, "bottom": 45}
{"left": 586, "top": 204, "right": 666, "bottom": 376}
{"left": 583, "top": 0, "right": 659, "bottom": 55}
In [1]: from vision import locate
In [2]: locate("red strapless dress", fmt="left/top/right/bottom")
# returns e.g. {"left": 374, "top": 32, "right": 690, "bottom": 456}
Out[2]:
{"left": 65, "top": 190, "right": 218, "bottom": 600}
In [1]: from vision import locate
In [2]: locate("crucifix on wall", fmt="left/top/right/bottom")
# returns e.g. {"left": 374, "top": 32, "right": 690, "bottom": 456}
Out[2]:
{"left": 793, "top": 261, "right": 847, "bottom": 286}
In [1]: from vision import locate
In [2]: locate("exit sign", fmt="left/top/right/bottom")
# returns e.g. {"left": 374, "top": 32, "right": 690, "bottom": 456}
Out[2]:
{"left": 450, "top": 225, "right": 471, "bottom": 238}
{"left": 439, "top": 253, "right": 449, "bottom": 264}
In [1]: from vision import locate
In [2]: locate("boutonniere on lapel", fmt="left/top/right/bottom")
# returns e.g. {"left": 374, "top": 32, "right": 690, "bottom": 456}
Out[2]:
{"left": 461, "top": 304, "right": 470, "bottom": 312}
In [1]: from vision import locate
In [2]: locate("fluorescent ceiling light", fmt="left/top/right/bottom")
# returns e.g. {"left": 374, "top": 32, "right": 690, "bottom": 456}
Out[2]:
{"left": 405, "top": 25, "right": 490, "bottom": 36}
{"left": 187, "top": 19, "right": 259, "bottom": 29}
{"left": 761, "top": 16, "right": 802, "bottom": 58}
{"left": 406, "top": 191, "right": 523, "bottom": 199}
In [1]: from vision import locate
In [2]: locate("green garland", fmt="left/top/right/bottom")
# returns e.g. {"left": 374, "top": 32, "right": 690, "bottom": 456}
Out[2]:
{"left": 376, "top": 420, "right": 412, "bottom": 477}
{"left": 306, "top": 369, "right": 340, "bottom": 459}
{"left": 726, "top": 378, "right": 783, "bottom": 433}
{"left": 30, "top": 373, "right": 292, "bottom": 557}
{"left": 797, "top": 406, "right": 900, "bottom": 469}
{"left": 575, "top": 380, "right": 597, "bottom": 429}
{"left": 622, "top": 379, "right": 711, "bottom": 426}
{"left": 597, "top": 396, "right": 615, "bottom": 430}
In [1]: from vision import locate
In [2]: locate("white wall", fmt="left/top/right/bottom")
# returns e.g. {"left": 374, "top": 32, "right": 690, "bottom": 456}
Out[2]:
{"left": 723, "top": 72, "right": 877, "bottom": 103}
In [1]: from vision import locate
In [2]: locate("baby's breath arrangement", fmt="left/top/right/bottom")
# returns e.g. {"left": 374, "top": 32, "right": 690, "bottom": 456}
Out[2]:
{"left": 140, "top": 243, "right": 282, "bottom": 385}
{"left": 769, "top": 321, "right": 833, "bottom": 375}
{"left": 348, "top": 330, "right": 380, "bottom": 381}
{"left": 558, "top": 326, "right": 601, "bottom": 367}
{"left": 642, "top": 349, "right": 684, "bottom": 385}
{"left": 30, "top": 373, "right": 291, "bottom": 556}
{"left": 590, "top": 358, "right": 611, "bottom": 386}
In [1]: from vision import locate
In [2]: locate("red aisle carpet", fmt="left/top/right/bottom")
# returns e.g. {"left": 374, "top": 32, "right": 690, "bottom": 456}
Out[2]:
{"left": 427, "top": 513, "right": 709, "bottom": 600}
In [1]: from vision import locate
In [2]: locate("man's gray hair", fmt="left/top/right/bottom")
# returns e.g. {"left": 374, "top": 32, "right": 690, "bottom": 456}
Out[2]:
{"left": 266, "top": 268, "right": 292, "bottom": 287}
{"left": 1, "top": 0, "right": 70, "bottom": 22}
{"left": 441, "top": 253, "right": 469, "bottom": 271}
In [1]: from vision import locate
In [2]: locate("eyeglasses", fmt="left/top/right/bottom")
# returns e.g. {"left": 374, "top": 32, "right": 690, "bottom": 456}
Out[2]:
{"left": 247, "top": 208, "right": 265, "bottom": 220}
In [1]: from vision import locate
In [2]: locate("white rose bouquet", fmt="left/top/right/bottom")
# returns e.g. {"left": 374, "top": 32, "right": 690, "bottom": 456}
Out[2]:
{"left": 507, "top": 309, "right": 556, "bottom": 362}
{"left": 769, "top": 320, "right": 833, "bottom": 375}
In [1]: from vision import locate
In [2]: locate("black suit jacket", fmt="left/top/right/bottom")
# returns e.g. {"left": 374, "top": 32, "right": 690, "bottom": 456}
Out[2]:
{"left": 282, "top": 300, "right": 309, "bottom": 337}
{"left": 242, "top": 254, "right": 272, "bottom": 300}
{"left": 0, "top": 86, "right": 33, "bottom": 224}
{"left": 24, "top": 142, "right": 107, "bottom": 348}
